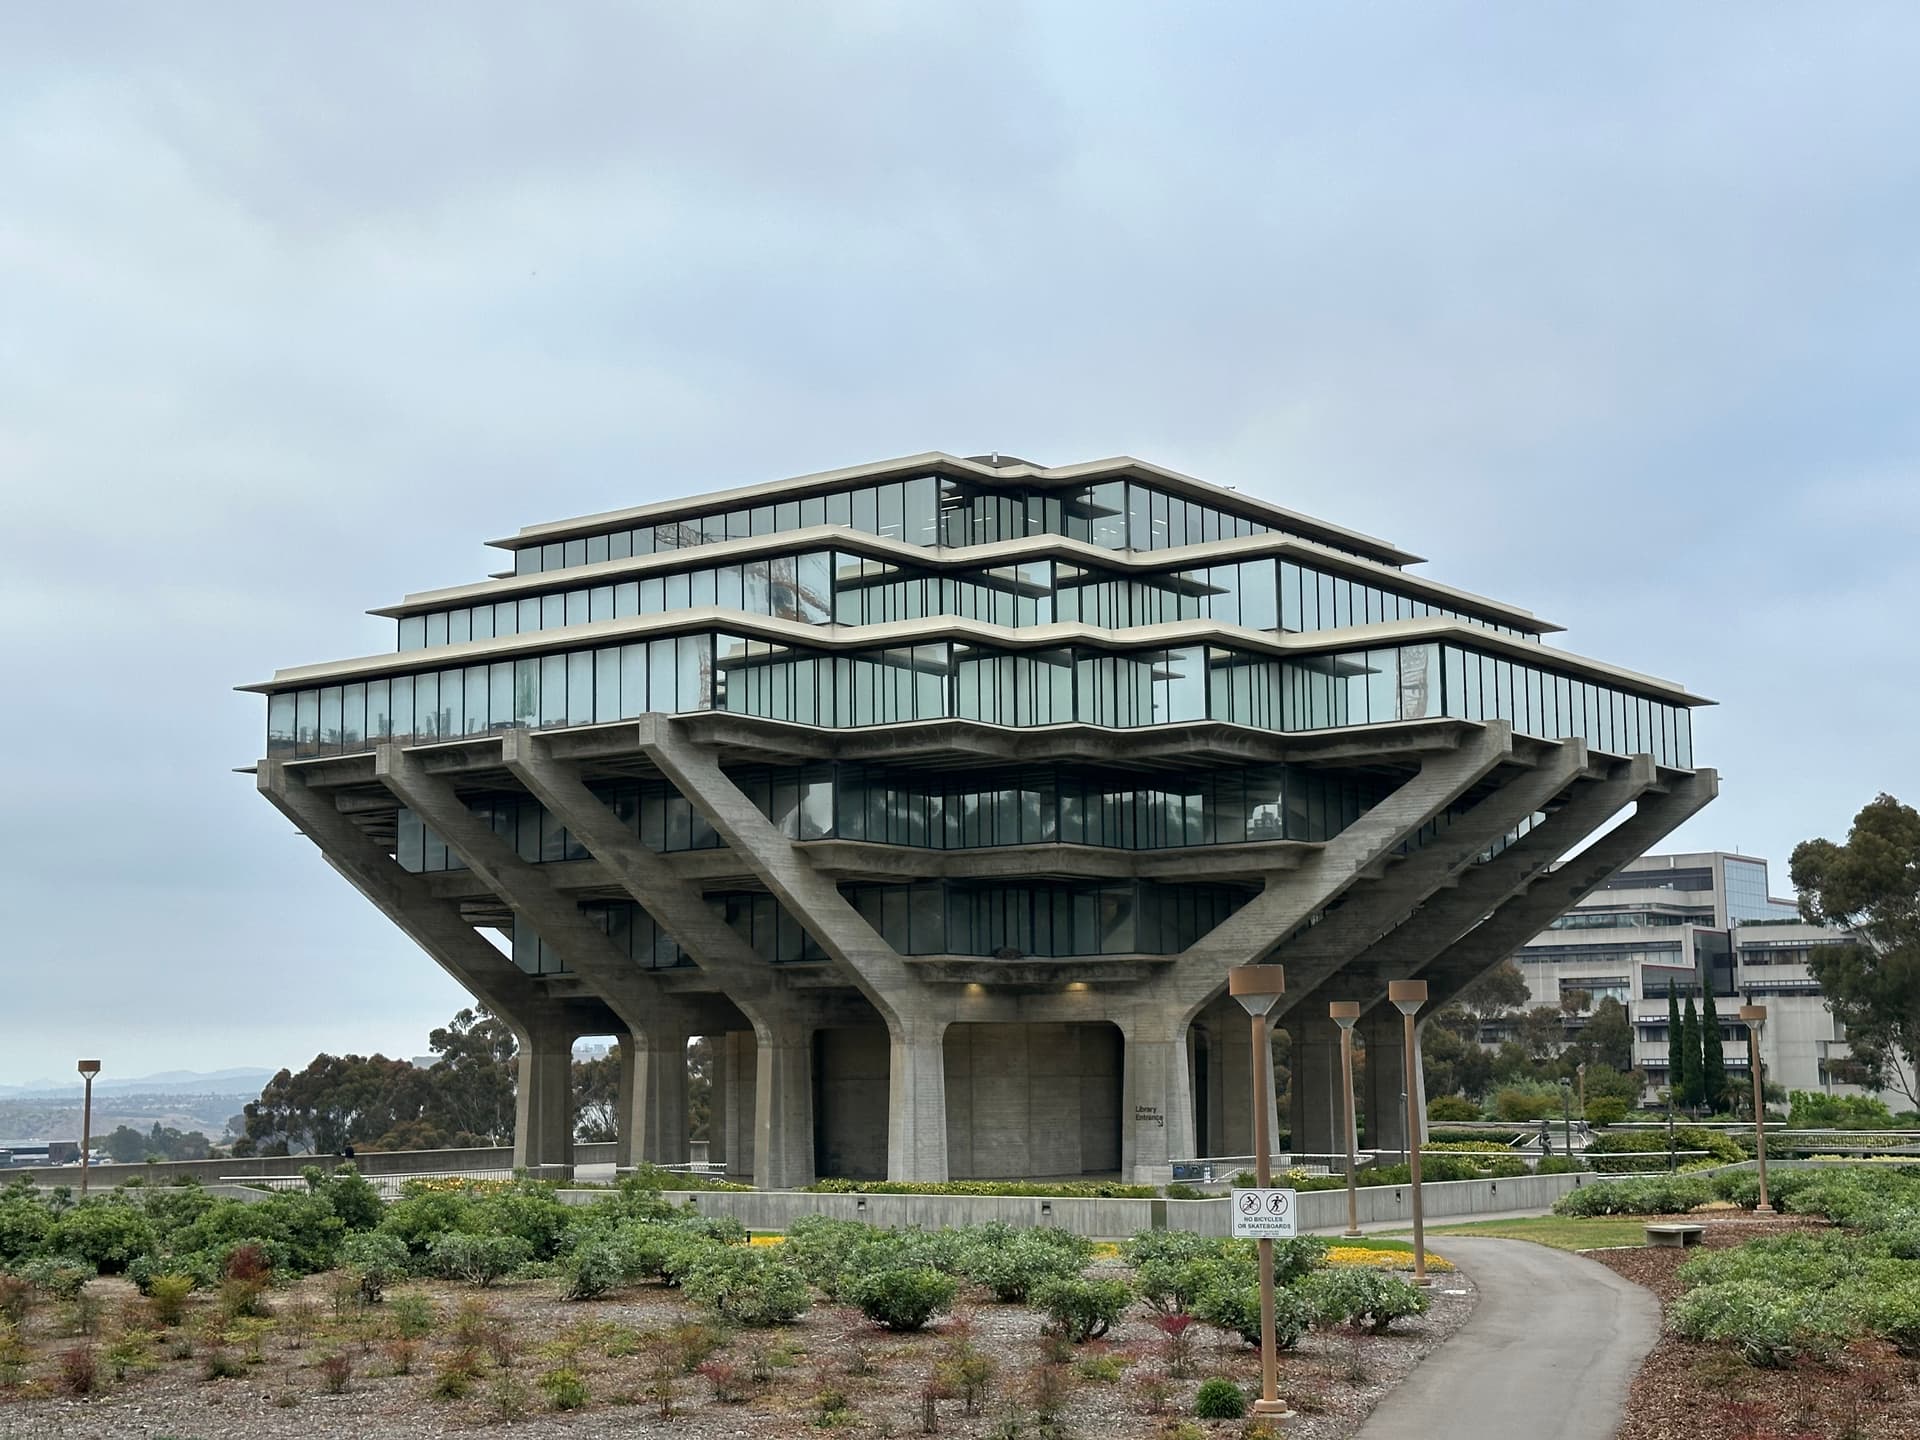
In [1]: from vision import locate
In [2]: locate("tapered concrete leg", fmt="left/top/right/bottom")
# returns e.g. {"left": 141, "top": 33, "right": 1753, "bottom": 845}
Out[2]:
{"left": 1360, "top": 1013, "right": 1424, "bottom": 1161}
{"left": 615, "top": 1034, "right": 636, "bottom": 1170}
{"left": 1289, "top": 1014, "right": 1347, "bottom": 1162}
{"left": 516, "top": 1029, "right": 575, "bottom": 1179}
{"left": 754, "top": 1021, "right": 815, "bottom": 1190}
{"left": 705, "top": 1036, "right": 725, "bottom": 1169}
{"left": 623, "top": 1030, "right": 689, "bottom": 1166}
{"left": 1120, "top": 1018, "right": 1198, "bottom": 1183}
{"left": 887, "top": 1018, "right": 951, "bottom": 1183}
{"left": 725, "top": 1032, "right": 756, "bottom": 1182}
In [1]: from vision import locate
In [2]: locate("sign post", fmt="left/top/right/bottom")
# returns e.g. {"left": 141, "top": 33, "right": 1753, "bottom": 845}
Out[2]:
{"left": 1228, "top": 965, "right": 1292, "bottom": 1420}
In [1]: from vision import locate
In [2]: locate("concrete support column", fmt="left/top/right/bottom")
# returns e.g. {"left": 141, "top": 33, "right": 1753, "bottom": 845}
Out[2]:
{"left": 754, "top": 1020, "right": 815, "bottom": 1190}
{"left": 1208, "top": 1009, "right": 1281, "bottom": 1162}
{"left": 1289, "top": 1012, "right": 1347, "bottom": 1162}
{"left": 705, "top": 1036, "right": 725, "bottom": 1169}
{"left": 615, "top": 1034, "right": 636, "bottom": 1170}
{"left": 725, "top": 1032, "right": 757, "bottom": 1182}
{"left": 1120, "top": 1017, "right": 1198, "bottom": 1184}
{"left": 516, "top": 1028, "right": 575, "bottom": 1179}
{"left": 887, "top": 1018, "right": 951, "bottom": 1183}
{"left": 621, "top": 1029, "right": 690, "bottom": 1166}
{"left": 1358, "top": 1012, "right": 1424, "bottom": 1161}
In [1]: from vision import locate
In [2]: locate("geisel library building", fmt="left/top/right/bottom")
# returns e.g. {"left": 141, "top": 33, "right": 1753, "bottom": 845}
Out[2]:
{"left": 247, "top": 453, "right": 1715, "bottom": 1185}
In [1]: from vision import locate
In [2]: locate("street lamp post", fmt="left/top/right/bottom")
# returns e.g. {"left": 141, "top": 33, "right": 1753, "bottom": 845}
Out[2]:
{"left": 1740, "top": 1005, "right": 1772, "bottom": 1214}
{"left": 1228, "top": 965, "right": 1292, "bottom": 1421}
{"left": 1388, "top": 979, "right": 1431, "bottom": 1287}
{"left": 1330, "top": 1001, "right": 1363, "bottom": 1239}
{"left": 1576, "top": 1062, "right": 1587, "bottom": 1118}
{"left": 1561, "top": 1079, "right": 1573, "bottom": 1159}
{"left": 77, "top": 1060, "right": 102, "bottom": 1197}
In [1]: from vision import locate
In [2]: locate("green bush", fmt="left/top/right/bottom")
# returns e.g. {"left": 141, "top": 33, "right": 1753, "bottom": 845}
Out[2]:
{"left": 1857, "top": 1277, "right": 1920, "bottom": 1355}
{"left": 1585, "top": 1127, "right": 1744, "bottom": 1171}
{"left": 338, "top": 1231, "right": 409, "bottom": 1303}
{"left": 1553, "top": 1175, "right": 1714, "bottom": 1217}
{"left": 1667, "top": 1280, "right": 1852, "bottom": 1366}
{"left": 429, "top": 1232, "right": 531, "bottom": 1287}
{"left": 48, "top": 1201, "right": 157, "bottom": 1275}
{"left": 1193, "top": 1280, "right": 1314, "bottom": 1350}
{"left": 1302, "top": 1269, "right": 1429, "bottom": 1333}
{"left": 471, "top": 1185, "right": 576, "bottom": 1260}
{"left": 1032, "top": 1274, "right": 1131, "bottom": 1343}
{"left": 847, "top": 1266, "right": 957, "bottom": 1332}
{"left": 559, "top": 1238, "right": 635, "bottom": 1301}
{"left": 305, "top": 1166, "right": 383, "bottom": 1231}
{"left": 1426, "top": 1096, "right": 1480, "bottom": 1122}
{"left": 1584, "top": 1098, "right": 1629, "bottom": 1127}
{"left": 681, "top": 1248, "right": 812, "bottom": 1326}
{"left": 961, "top": 1229, "right": 1092, "bottom": 1303}
{"left": 0, "top": 1187, "right": 53, "bottom": 1263}
{"left": 1193, "top": 1377, "right": 1247, "bottom": 1419}
{"left": 380, "top": 1186, "right": 475, "bottom": 1257}
{"left": 1494, "top": 1090, "right": 1560, "bottom": 1122}
{"left": 539, "top": 1365, "right": 590, "bottom": 1410}
{"left": 1787, "top": 1091, "right": 1898, "bottom": 1130}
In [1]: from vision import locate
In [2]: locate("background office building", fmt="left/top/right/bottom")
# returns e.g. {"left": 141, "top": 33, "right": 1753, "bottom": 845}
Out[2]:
{"left": 1509, "top": 851, "right": 1885, "bottom": 1103}
{"left": 248, "top": 452, "right": 1713, "bottom": 1182}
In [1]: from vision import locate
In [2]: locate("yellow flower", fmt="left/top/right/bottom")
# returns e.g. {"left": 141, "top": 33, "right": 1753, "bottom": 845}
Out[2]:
{"left": 1325, "top": 1246, "right": 1454, "bottom": 1273}
{"left": 748, "top": 1234, "right": 787, "bottom": 1246}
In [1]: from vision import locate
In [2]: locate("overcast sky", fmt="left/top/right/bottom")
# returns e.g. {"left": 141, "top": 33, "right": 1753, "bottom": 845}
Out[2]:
{"left": 3, "top": 4, "right": 1917, "bottom": 1085}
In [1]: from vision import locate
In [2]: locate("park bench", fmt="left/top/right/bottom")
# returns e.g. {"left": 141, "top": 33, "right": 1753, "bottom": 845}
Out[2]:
{"left": 1644, "top": 1222, "right": 1705, "bottom": 1248}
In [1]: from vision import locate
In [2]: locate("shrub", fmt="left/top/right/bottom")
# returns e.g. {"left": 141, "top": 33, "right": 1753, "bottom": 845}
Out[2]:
{"left": 1426, "top": 1096, "right": 1479, "bottom": 1122}
{"left": 380, "top": 1186, "right": 474, "bottom": 1257}
{"left": 1553, "top": 1175, "right": 1714, "bottom": 1217}
{"left": 1584, "top": 1098, "right": 1629, "bottom": 1127}
{"left": 681, "top": 1248, "right": 812, "bottom": 1326}
{"left": 388, "top": 1290, "right": 438, "bottom": 1338}
{"left": 1303, "top": 1269, "right": 1429, "bottom": 1334}
{"left": 429, "top": 1232, "right": 531, "bottom": 1287}
{"left": 1193, "top": 1377, "right": 1247, "bottom": 1420}
{"left": 307, "top": 1165, "right": 384, "bottom": 1231}
{"left": 146, "top": 1273, "right": 195, "bottom": 1326}
{"left": 430, "top": 1348, "right": 482, "bottom": 1399}
{"left": 961, "top": 1229, "right": 1092, "bottom": 1303}
{"left": 1494, "top": 1089, "right": 1559, "bottom": 1122}
{"left": 0, "top": 1187, "right": 53, "bottom": 1263}
{"left": 318, "top": 1350, "right": 353, "bottom": 1393}
{"left": 1667, "top": 1280, "right": 1852, "bottom": 1366}
{"left": 558, "top": 1238, "right": 638, "bottom": 1301}
{"left": 21, "top": 1257, "right": 91, "bottom": 1300}
{"left": 1194, "top": 1280, "right": 1314, "bottom": 1350}
{"left": 698, "top": 1358, "right": 749, "bottom": 1402}
{"left": 1031, "top": 1274, "right": 1131, "bottom": 1343}
{"left": 1787, "top": 1091, "right": 1898, "bottom": 1130}
{"left": 57, "top": 1344, "right": 98, "bottom": 1396}
{"left": 472, "top": 1185, "right": 576, "bottom": 1260}
{"left": 338, "top": 1231, "right": 409, "bottom": 1303}
{"left": 540, "top": 1365, "right": 590, "bottom": 1410}
{"left": 848, "top": 1267, "right": 957, "bottom": 1332}
{"left": 48, "top": 1202, "right": 156, "bottom": 1275}
{"left": 1858, "top": 1276, "right": 1920, "bottom": 1355}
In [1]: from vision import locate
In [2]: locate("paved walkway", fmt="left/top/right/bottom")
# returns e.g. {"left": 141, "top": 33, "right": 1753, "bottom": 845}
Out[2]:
{"left": 1354, "top": 1236, "right": 1659, "bottom": 1440}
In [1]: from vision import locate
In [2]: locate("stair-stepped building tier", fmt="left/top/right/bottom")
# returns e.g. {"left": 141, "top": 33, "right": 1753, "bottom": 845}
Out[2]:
{"left": 244, "top": 452, "right": 1715, "bottom": 1183}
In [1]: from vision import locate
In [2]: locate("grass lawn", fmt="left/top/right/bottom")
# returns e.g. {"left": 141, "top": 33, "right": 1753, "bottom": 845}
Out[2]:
{"left": 1416, "top": 1214, "right": 1655, "bottom": 1251}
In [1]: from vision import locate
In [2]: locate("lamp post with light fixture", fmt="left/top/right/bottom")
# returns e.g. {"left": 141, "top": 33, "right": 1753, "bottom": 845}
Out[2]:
{"left": 1330, "top": 1000, "right": 1363, "bottom": 1239}
{"left": 1228, "top": 965, "right": 1292, "bottom": 1421}
{"left": 1740, "top": 1005, "right": 1772, "bottom": 1214}
{"left": 1388, "top": 980, "right": 1431, "bottom": 1286}
{"left": 77, "top": 1060, "right": 102, "bottom": 1196}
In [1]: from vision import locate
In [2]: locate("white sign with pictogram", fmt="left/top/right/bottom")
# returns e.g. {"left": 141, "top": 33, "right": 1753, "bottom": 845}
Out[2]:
{"left": 1229, "top": 1187, "right": 1298, "bottom": 1239}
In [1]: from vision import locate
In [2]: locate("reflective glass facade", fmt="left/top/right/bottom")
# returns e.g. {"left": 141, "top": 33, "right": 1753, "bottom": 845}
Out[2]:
{"left": 401, "top": 548, "right": 1532, "bottom": 654}
{"left": 506, "top": 473, "right": 1396, "bottom": 578}
{"left": 271, "top": 634, "right": 1692, "bottom": 766}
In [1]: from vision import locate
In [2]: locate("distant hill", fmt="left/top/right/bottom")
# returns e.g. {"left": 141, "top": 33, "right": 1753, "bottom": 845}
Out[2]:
{"left": 0, "top": 1068, "right": 277, "bottom": 1099}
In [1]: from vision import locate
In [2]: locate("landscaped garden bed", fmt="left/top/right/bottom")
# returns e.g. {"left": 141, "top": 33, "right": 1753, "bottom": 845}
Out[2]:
{"left": 0, "top": 1170, "right": 1476, "bottom": 1438}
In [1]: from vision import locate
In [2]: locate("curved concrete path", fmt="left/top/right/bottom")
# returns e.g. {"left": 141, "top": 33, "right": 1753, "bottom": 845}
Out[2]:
{"left": 1354, "top": 1237, "right": 1659, "bottom": 1440}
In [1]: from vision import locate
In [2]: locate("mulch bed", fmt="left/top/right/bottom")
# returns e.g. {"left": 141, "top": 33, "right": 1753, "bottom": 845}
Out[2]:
{"left": 1586, "top": 1213, "right": 1920, "bottom": 1440}
{"left": 3, "top": 1263, "right": 1478, "bottom": 1440}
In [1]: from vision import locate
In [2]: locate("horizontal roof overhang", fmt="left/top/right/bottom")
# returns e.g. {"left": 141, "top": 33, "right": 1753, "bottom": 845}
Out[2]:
{"left": 239, "top": 611, "right": 1710, "bottom": 706}
{"left": 484, "top": 451, "right": 1425, "bottom": 568}
{"left": 376, "top": 522, "right": 1555, "bottom": 633}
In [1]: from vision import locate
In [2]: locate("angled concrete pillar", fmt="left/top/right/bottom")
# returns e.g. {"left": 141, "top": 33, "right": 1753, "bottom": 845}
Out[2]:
{"left": 1119, "top": 1015, "right": 1198, "bottom": 1184}
{"left": 1359, "top": 1010, "right": 1417, "bottom": 1161}
{"left": 257, "top": 761, "right": 595, "bottom": 1175}
{"left": 754, "top": 1019, "right": 815, "bottom": 1189}
{"left": 517, "top": 1025, "right": 576, "bottom": 1178}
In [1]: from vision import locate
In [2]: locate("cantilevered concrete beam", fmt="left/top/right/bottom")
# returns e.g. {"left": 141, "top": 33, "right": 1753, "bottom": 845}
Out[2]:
{"left": 373, "top": 744, "right": 700, "bottom": 1168}
{"left": 258, "top": 760, "right": 600, "bottom": 1173}
{"left": 500, "top": 728, "right": 824, "bottom": 1187}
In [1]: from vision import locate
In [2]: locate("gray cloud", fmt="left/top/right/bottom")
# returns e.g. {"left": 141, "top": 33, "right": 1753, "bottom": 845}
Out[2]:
{"left": 2, "top": 2, "right": 1916, "bottom": 1080}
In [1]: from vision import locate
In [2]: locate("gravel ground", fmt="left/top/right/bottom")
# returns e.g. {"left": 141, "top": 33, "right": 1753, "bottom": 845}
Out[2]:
{"left": 1585, "top": 1213, "right": 1920, "bottom": 1440}
{"left": 1, "top": 1263, "right": 1478, "bottom": 1440}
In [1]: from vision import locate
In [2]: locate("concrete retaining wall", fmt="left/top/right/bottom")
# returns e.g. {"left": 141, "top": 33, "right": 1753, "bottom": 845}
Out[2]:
{"left": 556, "top": 1168, "right": 1602, "bottom": 1239}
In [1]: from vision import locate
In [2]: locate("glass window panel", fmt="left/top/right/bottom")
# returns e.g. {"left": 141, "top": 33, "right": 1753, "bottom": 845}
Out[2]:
{"left": 589, "top": 585, "right": 613, "bottom": 623}
{"left": 292, "top": 690, "right": 320, "bottom": 756}
{"left": 726, "top": 509, "right": 749, "bottom": 540}
{"left": 414, "top": 669, "right": 440, "bottom": 740}
{"left": 541, "top": 593, "right": 565, "bottom": 630}
{"left": 609, "top": 528, "right": 632, "bottom": 561}
{"left": 316, "top": 686, "right": 342, "bottom": 754}
{"left": 564, "top": 539, "right": 587, "bottom": 568}
{"left": 389, "top": 675, "right": 413, "bottom": 743}
{"left": 567, "top": 650, "right": 594, "bottom": 725}
{"left": 586, "top": 534, "right": 609, "bottom": 564}
{"left": 489, "top": 663, "right": 513, "bottom": 731}
{"left": 399, "top": 615, "right": 426, "bottom": 650}
{"left": 461, "top": 665, "right": 487, "bottom": 735}
{"left": 851, "top": 485, "right": 878, "bottom": 537}
{"left": 665, "top": 572, "right": 690, "bottom": 610}
{"left": 426, "top": 611, "right": 449, "bottom": 647}
{"left": 267, "top": 693, "right": 297, "bottom": 755}
{"left": 541, "top": 542, "right": 564, "bottom": 572}
{"left": 614, "top": 581, "right": 639, "bottom": 618}
{"left": 514, "top": 548, "right": 539, "bottom": 576}
{"left": 470, "top": 606, "right": 493, "bottom": 642}
{"left": 539, "top": 655, "right": 567, "bottom": 726}
{"left": 800, "top": 494, "right": 826, "bottom": 529}
{"left": 716, "top": 564, "right": 743, "bottom": 611}
{"left": 825, "top": 489, "right": 851, "bottom": 527}
{"left": 876, "top": 482, "right": 904, "bottom": 541}
{"left": 565, "top": 589, "right": 589, "bottom": 626}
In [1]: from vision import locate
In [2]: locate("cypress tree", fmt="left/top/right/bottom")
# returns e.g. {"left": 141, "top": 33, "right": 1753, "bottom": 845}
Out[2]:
{"left": 1701, "top": 989, "right": 1728, "bottom": 1114}
{"left": 1667, "top": 991, "right": 1683, "bottom": 1103}
{"left": 1679, "top": 995, "right": 1704, "bottom": 1110}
